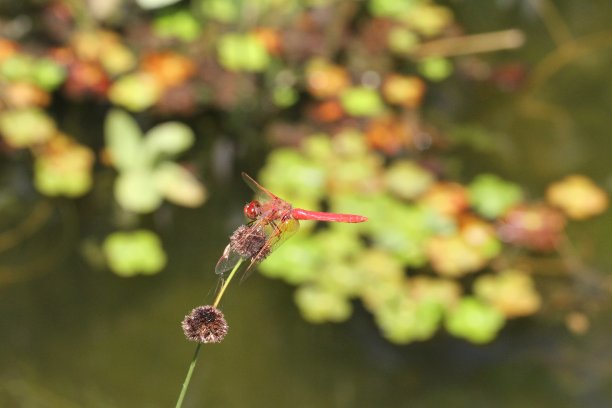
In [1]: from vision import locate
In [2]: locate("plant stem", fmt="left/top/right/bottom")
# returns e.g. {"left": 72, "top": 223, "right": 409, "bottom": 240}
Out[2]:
{"left": 175, "top": 258, "right": 244, "bottom": 408}
{"left": 175, "top": 343, "right": 201, "bottom": 408}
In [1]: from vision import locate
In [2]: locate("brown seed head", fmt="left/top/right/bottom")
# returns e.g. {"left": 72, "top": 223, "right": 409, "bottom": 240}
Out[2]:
{"left": 182, "top": 305, "right": 228, "bottom": 343}
{"left": 229, "top": 225, "right": 266, "bottom": 259}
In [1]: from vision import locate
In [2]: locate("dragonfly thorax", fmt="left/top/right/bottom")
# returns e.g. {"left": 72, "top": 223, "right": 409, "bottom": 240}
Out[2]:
{"left": 244, "top": 201, "right": 262, "bottom": 220}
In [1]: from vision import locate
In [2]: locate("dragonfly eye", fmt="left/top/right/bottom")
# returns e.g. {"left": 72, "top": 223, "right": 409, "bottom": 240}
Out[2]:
{"left": 244, "top": 201, "right": 261, "bottom": 219}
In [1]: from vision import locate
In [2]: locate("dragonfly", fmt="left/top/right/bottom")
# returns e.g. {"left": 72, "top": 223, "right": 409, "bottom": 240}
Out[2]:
{"left": 215, "top": 172, "right": 368, "bottom": 277}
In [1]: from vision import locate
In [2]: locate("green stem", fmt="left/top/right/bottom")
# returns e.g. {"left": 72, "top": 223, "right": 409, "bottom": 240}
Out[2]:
{"left": 175, "top": 343, "right": 202, "bottom": 408}
{"left": 212, "top": 259, "right": 243, "bottom": 308}
{"left": 175, "top": 258, "right": 244, "bottom": 408}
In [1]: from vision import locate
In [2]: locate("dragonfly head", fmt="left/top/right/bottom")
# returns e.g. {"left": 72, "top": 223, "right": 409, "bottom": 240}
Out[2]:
{"left": 244, "top": 201, "right": 261, "bottom": 220}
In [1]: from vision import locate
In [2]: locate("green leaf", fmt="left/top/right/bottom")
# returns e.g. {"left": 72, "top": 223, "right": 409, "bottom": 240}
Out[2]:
{"left": 108, "top": 73, "right": 161, "bottom": 112}
{"left": 385, "top": 160, "right": 435, "bottom": 200}
{"left": 418, "top": 57, "right": 453, "bottom": 82}
{"left": 115, "top": 170, "right": 163, "bottom": 213}
{"left": 104, "top": 109, "right": 145, "bottom": 171}
{"left": 32, "top": 59, "right": 66, "bottom": 91}
{"left": 34, "top": 146, "right": 93, "bottom": 197}
{"left": 0, "top": 108, "right": 56, "bottom": 148}
{"left": 136, "top": 0, "right": 181, "bottom": 10}
{"left": 0, "top": 55, "right": 32, "bottom": 82}
{"left": 294, "top": 285, "right": 352, "bottom": 323}
{"left": 445, "top": 297, "right": 505, "bottom": 344}
{"left": 368, "top": 0, "right": 418, "bottom": 18}
{"left": 155, "top": 162, "right": 206, "bottom": 208}
{"left": 153, "top": 9, "right": 201, "bottom": 42}
{"left": 258, "top": 236, "right": 322, "bottom": 284}
{"left": 144, "top": 122, "right": 195, "bottom": 157}
{"left": 217, "top": 33, "right": 270, "bottom": 72}
{"left": 200, "top": 0, "right": 238, "bottom": 23}
{"left": 469, "top": 174, "right": 523, "bottom": 218}
{"left": 388, "top": 27, "right": 419, "bottom": 54}
{"left": 340, "top": 87, "right": 384, "bottom": 117}
{"left": 375, "top": 297, "right": 443, "bottom": 344}
{"left": 103, "top": 230, "right": 167, "bottom": 276}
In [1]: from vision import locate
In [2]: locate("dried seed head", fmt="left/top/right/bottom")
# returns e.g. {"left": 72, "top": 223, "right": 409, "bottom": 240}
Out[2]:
{"left": 252, "top": 244, "right": 271, "bottom": 263}
{"left": 182, "top": 305, "right": 228, "bottom": 343}
{"left": 230, "top": 225, "right": 266, "bottom": 259}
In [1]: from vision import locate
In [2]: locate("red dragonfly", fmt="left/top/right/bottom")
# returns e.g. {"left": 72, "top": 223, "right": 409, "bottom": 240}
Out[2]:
{"left": 215, "top": 172, "right": 368, "bottom": 277}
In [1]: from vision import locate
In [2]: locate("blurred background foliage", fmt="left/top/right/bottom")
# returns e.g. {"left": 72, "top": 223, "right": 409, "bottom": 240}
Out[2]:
{"left": 1, "top": 1, "right": 612, "bottom": 403}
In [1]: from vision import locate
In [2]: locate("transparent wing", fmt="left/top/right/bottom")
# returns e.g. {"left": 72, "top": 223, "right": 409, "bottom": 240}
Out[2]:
{"left": 242, "top": 172, "right": 280, "bottom": 202}
{"left": 241, "top": 217, "right": 300, "bottom": 280}
{"left": 215, "top": 215, "right": 278, "bottom": 276}
{"left": 214, "top": 243, "right": 244, "bottom": 276}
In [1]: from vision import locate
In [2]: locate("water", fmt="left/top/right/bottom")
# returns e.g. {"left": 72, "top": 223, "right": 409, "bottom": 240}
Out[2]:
{"left": 2, "top": 1, "right": 612, "bottom": 407}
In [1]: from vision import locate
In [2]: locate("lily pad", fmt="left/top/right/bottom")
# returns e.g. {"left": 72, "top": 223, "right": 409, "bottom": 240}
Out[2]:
{"left": 145, "top": 122, "right": 195, "bottom": 157}
{"left": 469, "top": 174, "right": 523, "bottom": 219}
{"left": 340, "top": 87, "right": 384, "bottom": 117}
{"left": 445, "top": 297, "right": 505, "bottom": 344}
{"left": 103, "top": 230, "right": 167, "bottom": 276}
{"left": 0, "top": 108, "right": 56, "bottom": 148}
{"left": 294, "top": 285, "right": 352, "bottom": 323}
{"left": 108, "top": 73, "right": 161, "bottom": 112}
{"left": 104, "top": 109, "right": 145, "bottom": 170}
{"left": 155, "top": 162, "right": 206, "bottom": 207}
{"left": 115, "top": 170, "right": 163, "bottom": 213}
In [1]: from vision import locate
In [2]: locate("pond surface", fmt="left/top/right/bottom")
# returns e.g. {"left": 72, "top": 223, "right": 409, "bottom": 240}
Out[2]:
{"left": 2, "top": 1, "right": 612, "bottom": 407}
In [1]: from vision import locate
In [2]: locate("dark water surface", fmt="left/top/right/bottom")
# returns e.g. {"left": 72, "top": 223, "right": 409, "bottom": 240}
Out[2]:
{"left": 2, "top": 1, "right": 612, "bottom": 407}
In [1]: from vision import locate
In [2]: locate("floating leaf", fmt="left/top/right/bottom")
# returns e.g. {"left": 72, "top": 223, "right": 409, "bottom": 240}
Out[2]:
{"left": 144, "top": 122, "right": 194, "bottom": 157}
{"left": 388, "top": 27, "right": 419, "bottom": 54}
{"left": 103, "top": 230, "right": 167, "bottom": 276}
{"left": 403, "top": 4, "right": 453, "bottom": 37}
{"left": 419, "top": 182, "right": 469, "bottom": 217}
{"left": 385, "top": 160, "right": 434, "bottom": 200}
{"left": 0, "top": 55, "right": 32, "bottom": 82}
{"left": 426, "top": 234, "right": 486, "bottom": 277}
{"left": 474, "top": 270, "right": 541, "bottom": 318}
{"left": 155, "top": 162, "right": 206, "bottom": 207}
{"left": 445, "top": 297, "right": 505, "bottom": 344}
{"left": 382, "top": 74, "right": 426, "bottom": 108}
{"left": 32, "top": 59, "right": 66, "bottom": 91}
{"left": 294, "top": 285, "right": 352, "bottom": 323}
{"left": 0, "top": 108, "right": 56, "bottom": 148}
{"left": 305, "top": 59, "right": 351, "bottom": 99}
{"left": 217, "top": 33, "right": 270, "bottom": 72}
{"left": 108, "top": 72, "right": 161, "bottom": 112}
{"left": 546, "top": 175, "right": 608, "bottom": 220}
{"left": 153, "top": 9, "right": 201, "bottom": 41}
{"left": 469, "top": 174, "right": 523, "bottom": 219}
{"left": 368, "top": 0, "right": 417, "bottom": 18}
{"left": 375, "top": 295, "right": 443, "bottom": 344}
{"left": 259, "top": 236, "right": 322, "bottom": 284}
{"left": 340, "top": 87, "right": 384, "bottom": 117}
{"left": 136, "top": 0, "right": 181, "bottom": 9}
{"left": 418, "top": 57, "right": 453, "bottom": 82}
{"left": 34, "top": 135, "right": 94, "bottom": 197}
{"left": 497, "top": 204, "right": 566, "bottom": 251}
{"left": 104, "top": 109, "right": 145, "bottom": 170}
{"left": 115, "top": 170, "right": 163, "bottom": 213}
{"left": 200, "top": 0, "right": 238, "bottom": 23}
{"left": 273, "top": 86, "right": 298, "bottom": 107}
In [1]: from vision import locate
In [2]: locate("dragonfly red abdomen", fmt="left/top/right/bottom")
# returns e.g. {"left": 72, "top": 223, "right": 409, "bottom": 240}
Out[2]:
{"left": 291, "top": 208, "right": 368, "bottom": 223}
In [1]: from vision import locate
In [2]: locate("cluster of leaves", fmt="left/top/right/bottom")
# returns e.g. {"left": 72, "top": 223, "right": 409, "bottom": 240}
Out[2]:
{"left": 0, "top": 0, "right": 608, "bottom": 344}
{"left": 257, "top": 134, "right": 607, "bottom": 344}
{"left": 0, "top": 0, "right": 454, "bottom": 278}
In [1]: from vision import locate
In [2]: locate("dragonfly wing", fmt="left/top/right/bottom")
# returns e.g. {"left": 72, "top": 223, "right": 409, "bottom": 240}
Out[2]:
{"left": 240, "top": 218, "right": 300, "bottom": 280}
{"left": 215, "top": 243, "right": 244, "bottom": 276}
{"left": 241, "top": 172, "right": 280, "bottom": 202}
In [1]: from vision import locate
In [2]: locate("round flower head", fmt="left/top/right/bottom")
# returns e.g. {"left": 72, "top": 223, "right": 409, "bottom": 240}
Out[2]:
{"left": 182, "top": 305, "right": 229, "bottom": 343}
{"left": 229, "top": 225, "right": 267, "bottom": 259}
